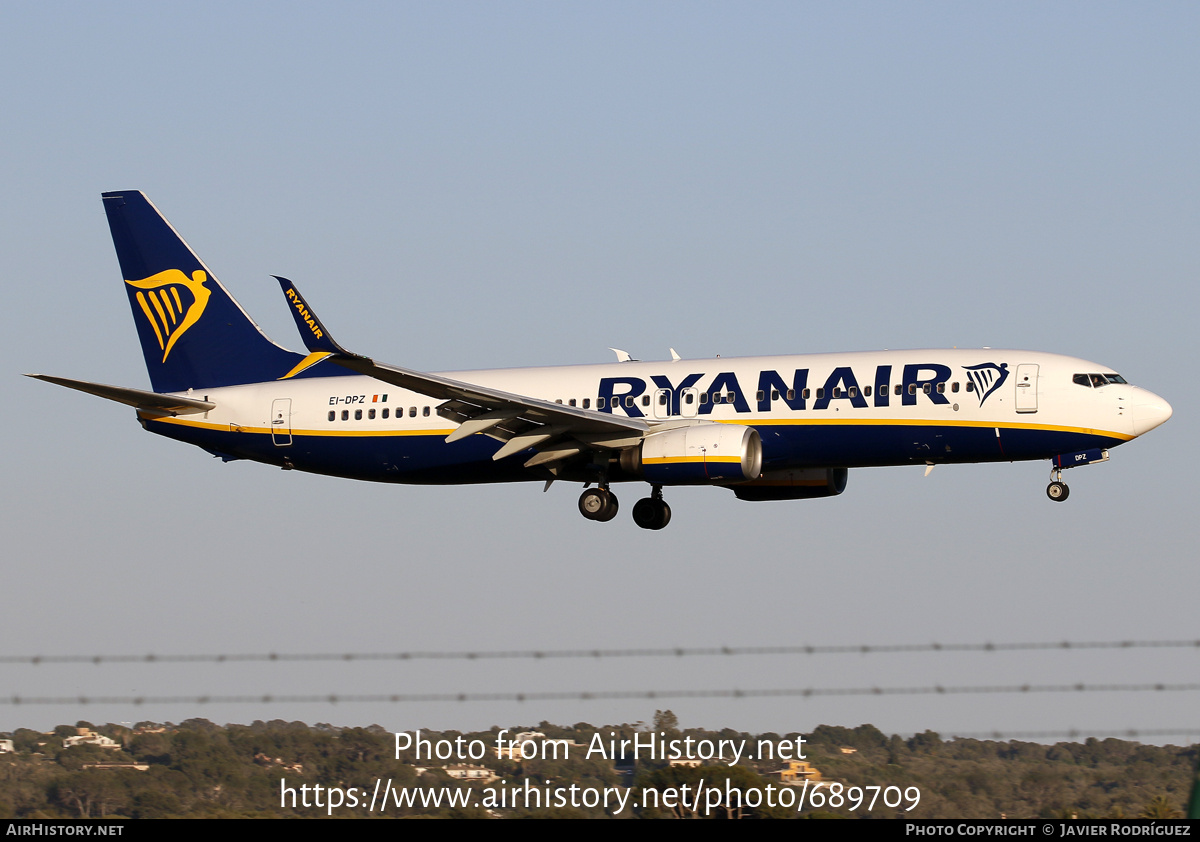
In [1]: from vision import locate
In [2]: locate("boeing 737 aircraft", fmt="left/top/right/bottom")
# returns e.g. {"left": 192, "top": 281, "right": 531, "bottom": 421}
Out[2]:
{"left": 29, "top": 191, "right": 1172, "bottom": 530}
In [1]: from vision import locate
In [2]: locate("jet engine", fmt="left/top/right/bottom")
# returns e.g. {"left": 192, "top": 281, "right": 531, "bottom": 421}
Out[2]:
{"left": 619, "top": 424, "right": 762, "bottom": 484}
{"left": 729, "top": 468, "right": 848, "bottom": 501}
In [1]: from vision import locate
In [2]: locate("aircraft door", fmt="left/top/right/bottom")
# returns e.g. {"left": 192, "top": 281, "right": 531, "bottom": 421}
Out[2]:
{"left": 680, "top": 387, "right": 699, "bottom": 418}
{"left": 653, "top": 388, "right": 701, "bottom": 419}
{"left": 271, "top": 398, "right": 293, "bottom": 446}
{"left": 1015, "top": 364, "right": 1039, "bottom": 413}
{"left": 653, "top": 389, "right": 671, "bottom": 419}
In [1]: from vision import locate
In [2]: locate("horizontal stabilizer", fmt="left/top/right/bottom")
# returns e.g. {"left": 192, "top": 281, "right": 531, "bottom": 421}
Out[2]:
{"left": 26, "top": 374, "right": 215, "bottom": 416}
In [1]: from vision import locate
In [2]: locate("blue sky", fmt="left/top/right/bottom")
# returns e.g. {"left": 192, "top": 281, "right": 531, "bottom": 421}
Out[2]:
{"left": 2, "top": 2, "right": 1197, "bottom": 742}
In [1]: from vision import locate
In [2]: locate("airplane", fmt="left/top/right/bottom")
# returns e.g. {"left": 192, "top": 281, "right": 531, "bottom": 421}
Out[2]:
{"left": 28, "top": 191, "right": 1173, "bottom": 530}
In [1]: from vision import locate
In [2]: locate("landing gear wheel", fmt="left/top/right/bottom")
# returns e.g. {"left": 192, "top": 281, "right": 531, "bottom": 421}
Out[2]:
{"left": 1046, "top": 481, "right": 1069, "bottom": 502}
{"left": 633, "top": 497, "right": 672, "bottom": 530}
{"left": 579, "top": 488, "right": 619, "bottom": 521}
{"left": 595, "top": 491, "right": 619, "bottom": 522}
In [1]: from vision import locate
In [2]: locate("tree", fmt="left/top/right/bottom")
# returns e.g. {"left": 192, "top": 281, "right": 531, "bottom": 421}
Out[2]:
{"left": 653, "top": 710, "right": 680, "bottom": 733}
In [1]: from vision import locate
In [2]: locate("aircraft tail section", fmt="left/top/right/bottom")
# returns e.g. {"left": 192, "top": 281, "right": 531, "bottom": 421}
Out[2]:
{"left": 102, "top": 191, "right": 306, "bottom": 393}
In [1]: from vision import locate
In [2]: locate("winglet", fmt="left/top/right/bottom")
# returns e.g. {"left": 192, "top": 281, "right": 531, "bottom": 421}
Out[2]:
{"left": 273, "top": 276, "right": 351, "bottom": 356}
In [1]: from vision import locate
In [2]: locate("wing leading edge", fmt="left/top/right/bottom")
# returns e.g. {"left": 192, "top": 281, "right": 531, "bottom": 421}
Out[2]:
{"left": 272, "top": 277, "right": 650, "bottom": 470}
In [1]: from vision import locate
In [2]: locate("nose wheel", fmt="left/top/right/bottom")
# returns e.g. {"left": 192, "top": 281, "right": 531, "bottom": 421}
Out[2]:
{"left": 1046, "top": 468, "right": 1069, "bottom": 502}
{"left": 1046, "top": 481, "right": 1069, "bottom": 501}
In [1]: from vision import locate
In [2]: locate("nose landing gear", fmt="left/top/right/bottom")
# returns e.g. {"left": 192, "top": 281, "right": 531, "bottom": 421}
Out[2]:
{"left": 1046, "top": 480, "right": 1069, "bottom": 501}
{"left": 1046, "top": 468, "right": 1069, "bottom": 502}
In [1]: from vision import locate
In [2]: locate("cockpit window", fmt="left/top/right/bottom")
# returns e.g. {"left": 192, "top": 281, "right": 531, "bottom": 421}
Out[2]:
{"left": 1074, "top": 372, "right": 1128, "bottom": 388}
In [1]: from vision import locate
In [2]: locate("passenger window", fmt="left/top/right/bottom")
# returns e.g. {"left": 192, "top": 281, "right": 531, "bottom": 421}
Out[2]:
{"left": 849, "top": 386, "right": 858, "bottom": 398}
{"left": 816, "top": 388, "right": 825, "bottom": 399}
{"left": 966, "top": 382, "right": 975, "bottom": 392}
{"left": 802, "top": 389, "right": 810, "bottom": 400}
{"left": 641, "top": 395, "right": 650, "bottom": 407}
{"left": 328, "top": 411, "right": 335, "bottom": 422}
{"left": 771, "top": 389, "right": 779, "bottom": 400}
{"left": 757, "top": 390, "right": 766, "bottom": 402}
{"left": 409, "top": 406, "right": 417, "bottom": 417}
{"left": 786, "top": 389, "right": 795, "bottom": 401}
{"left": 864, "top": 386, "right": 872, "bottom": 397}
{"left": 355, "top": 409, "right": 362, "bottom": 420}
{"left": 895, "top": 385, "right": 902, "bottom": 396}
{"left": 569, "top": 399, "right": 576, "bottom": 407}
{"left": 832, "top": 388, "right": 842, "bottom": 398}
{"left": 922, "top": 384, "right": 931, "bottom": 395}
{"left": 936, "top": 383, "right": 945, "bottom": 394}
{"left": 726, "top": 393, "right": 737, "bottom": 403}
{"left": 597, "top": 397, "right": 606, "bottom": 408}
{"left": 583, "top": 398, "right": 591, "bottom": 409}
{"left": 555, "top": 399, "right": 563, "bottom": 404}
{"left": 382, "top": 408, "right": 389, "bottom": 419}
{"left": 700, "top": 393, "right": 708, "bottom": 405}
{"left": 909, "top": 384, "right": 917, "bottom": 395}
{"left": 341, "top": 410, "right": 349, "bottom": 421}
{"left": 368, "top": 408, "right": 376, "bottom": 419}
{"left": 951, "top": 382, "right": 959, "bottom": 393}
{"left": 659, "top": 393, "right": 668, "bottom": 406}
{"left": 684, "top": 393, "right": 693, "bottom": 405}
{"left": 625, "top": 396, "right": 634, "bottom": 408}
{"left": 423, "top": 406, "right": 430, "bottom": 417}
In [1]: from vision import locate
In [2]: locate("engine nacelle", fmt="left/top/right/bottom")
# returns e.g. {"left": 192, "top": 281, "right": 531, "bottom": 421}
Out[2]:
{"left": 621, "top": 424, "right": 763, "bottom": 485}
{"left": 730, "top": 468, "right": 848, "bottom": 501}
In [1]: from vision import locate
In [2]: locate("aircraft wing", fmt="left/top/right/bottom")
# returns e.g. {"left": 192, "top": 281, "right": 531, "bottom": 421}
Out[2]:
{"left": 274, "top": 277, "right": 649, "bottom": 468}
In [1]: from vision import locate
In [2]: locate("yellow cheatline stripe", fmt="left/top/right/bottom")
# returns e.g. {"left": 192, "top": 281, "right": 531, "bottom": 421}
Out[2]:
{"left": 278, "top": 351, "right": 334, "bottom": 380}
{"left": 732, "top": 416, "right": 1133, "bottom": 441}
{"left": 134, "top": 292, "right": 165, "bottom": 350}
{"left": 150, "top": 416, "right": 456, "bottom": 438}
{"left": 643, "top": 456, "right": 742, "bottom": 465}
{"left": 151, "top": 416, "right": 1130, "bottom": 444}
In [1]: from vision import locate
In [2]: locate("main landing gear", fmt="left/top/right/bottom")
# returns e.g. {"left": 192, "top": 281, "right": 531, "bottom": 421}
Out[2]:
{"left": 632, "top": 485, "right": 672, "bottom": 531}
{"left": 578, "top": 484, "right": 672, "bottom": 529}
{"left": 1046, "top": 468, "right": 1069, "bottom": 502}
{"left": 578, "top": 486, "right": 619, "bottom": 522}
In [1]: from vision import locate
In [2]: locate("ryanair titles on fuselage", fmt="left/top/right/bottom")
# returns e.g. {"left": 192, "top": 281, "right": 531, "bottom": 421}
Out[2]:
{"left": 594, "top": 361, "right": 1009, "bottom": 417}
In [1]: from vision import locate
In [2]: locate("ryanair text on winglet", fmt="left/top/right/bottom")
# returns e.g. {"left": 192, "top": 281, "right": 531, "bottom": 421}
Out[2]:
{"left": 284, "top": 287, "right": 324, "bottom": 340}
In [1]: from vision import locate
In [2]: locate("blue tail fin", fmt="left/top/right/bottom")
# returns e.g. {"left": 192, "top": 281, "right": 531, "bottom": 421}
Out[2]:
{"left": 103, "top": 191, "right": 306, "bottom": 393}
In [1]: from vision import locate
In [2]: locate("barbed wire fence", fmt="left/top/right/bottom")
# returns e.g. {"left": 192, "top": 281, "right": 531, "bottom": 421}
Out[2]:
{"left": 4, "top": 636, "right": 1198, "bottom": 743}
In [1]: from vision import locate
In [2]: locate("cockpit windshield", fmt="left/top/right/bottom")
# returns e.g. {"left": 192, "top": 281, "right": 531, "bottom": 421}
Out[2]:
{"left": 1073, "top": 373, "right": 1127, "bottom": 388}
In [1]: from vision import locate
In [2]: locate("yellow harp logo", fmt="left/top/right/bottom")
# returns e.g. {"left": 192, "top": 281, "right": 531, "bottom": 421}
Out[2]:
{"left": 126, "top": 270, "right": 212, "bottom": 363}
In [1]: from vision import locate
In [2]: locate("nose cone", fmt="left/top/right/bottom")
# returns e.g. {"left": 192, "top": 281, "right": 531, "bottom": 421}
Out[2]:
{"left": 1131, "top": 388, "right": 1172, "bottom": 436}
